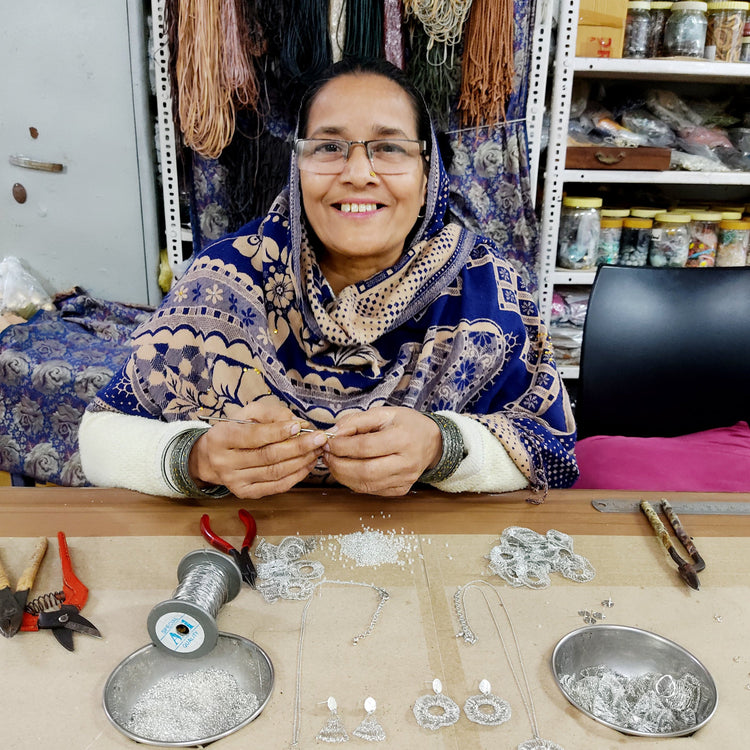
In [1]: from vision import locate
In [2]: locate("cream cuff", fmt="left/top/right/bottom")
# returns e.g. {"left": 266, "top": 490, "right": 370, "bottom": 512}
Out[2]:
{"left": 78, "top": 410, "right": 207, "bottom": 497}
{"left": 428, "top": 411, "right": 529, "bottom": 493}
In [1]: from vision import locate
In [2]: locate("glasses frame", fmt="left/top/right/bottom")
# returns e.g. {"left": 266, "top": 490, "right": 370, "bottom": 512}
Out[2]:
{"left": 294, "top": 138, "right": 428, "bottom": 175}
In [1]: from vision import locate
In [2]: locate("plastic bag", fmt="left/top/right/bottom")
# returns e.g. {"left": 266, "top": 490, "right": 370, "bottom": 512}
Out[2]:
{"left": 621, "top": 108, "right": 676, "bottom": 148}
{"left": 0, "top": 256, "right": 53, "bottom": 319}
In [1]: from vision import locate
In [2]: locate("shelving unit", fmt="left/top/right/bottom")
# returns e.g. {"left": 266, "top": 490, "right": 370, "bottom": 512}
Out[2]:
{"left": 539, "top": 0, "right": 750, "bottom": 380}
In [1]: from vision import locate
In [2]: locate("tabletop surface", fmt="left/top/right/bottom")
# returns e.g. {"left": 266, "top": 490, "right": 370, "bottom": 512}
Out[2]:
{"left": 2, "top": 486, "right": 749, "bottom": 749}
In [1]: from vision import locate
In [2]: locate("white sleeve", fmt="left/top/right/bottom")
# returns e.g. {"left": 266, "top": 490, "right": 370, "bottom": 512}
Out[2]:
{"left": 427, "top": 411, "right": 529, "bottom": 493}
{"left": 78, "top": 410, "right": 207, "bottom": 497}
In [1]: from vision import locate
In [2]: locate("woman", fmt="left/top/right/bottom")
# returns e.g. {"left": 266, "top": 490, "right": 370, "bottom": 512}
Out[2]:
{"left": 79, "top": 58, "right": 578, "bottom": 499}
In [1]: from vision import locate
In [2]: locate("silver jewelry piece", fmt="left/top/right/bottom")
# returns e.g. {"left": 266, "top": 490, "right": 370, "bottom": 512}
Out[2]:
{"left": 463, "top": 679, "right": 511, "bottom": 726}
{"left": 518, "top": 739, "right": 565, "bottom": 750}
{"left": 316, "top": 696, "right": 349, "bottom": 743}
{"left": 352, "top": 696, "right": 386, "bottom": 742}
{"left": 413, "top": 678, "right": 460, "bottom": 730}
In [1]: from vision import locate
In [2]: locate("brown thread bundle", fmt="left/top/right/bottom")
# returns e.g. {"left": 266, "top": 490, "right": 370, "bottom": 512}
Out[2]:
{"left": 457, "top": 0, "right": 515, "bottom": 128}
{"left": 221, "top": 0, "right": 265, "bottom": 108}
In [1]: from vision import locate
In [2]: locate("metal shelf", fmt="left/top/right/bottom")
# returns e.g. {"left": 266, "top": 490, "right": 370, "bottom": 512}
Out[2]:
{"left": 559, "top": 365, "right": 580, "bottom": 379}
{"left": 552, "top": 270, "right": 597, "bottom": 285}
{"left": 562, "top": 170, "right": 750, "bottom": 185}
{"left": 573, "top": 57, "right": 750, "bottom": 83}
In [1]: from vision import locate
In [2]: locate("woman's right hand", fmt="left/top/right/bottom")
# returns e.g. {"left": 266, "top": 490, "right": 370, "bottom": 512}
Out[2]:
{"left": 188, "top": 399, "right": 330, "bottom": 499}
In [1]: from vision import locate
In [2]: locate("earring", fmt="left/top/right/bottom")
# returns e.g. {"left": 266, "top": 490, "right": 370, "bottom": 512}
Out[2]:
{"left": 316, "top": 696, "right": 349, "bottom": 743}
{"left": 413, "top": 678, "right": 460, "bottom": 730}
{"left": 463, "top": 679, "right": 512, "bottom": 726}
{"left": 417, "top": 205, "right": 426, "bottom": 218}
{"left": 352, "top": 696, "right": 386, "bottom": 742}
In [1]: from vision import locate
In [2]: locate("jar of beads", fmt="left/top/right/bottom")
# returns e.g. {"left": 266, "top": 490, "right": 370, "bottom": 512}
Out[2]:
{"left": 687, "top": 210, "right": 721, "bottom": 266}
{"left": 619, "top": 217, "right": 653, "bottom": 266}
{"left": 664, "top": 1, "right": 709, "bottom": 56}
{"left": 650, "top": 1, "right": 675, "bottom": 54}
{"left": 557, "top": 197, "right": 602, "bottom": 269}
{"left": 625, "top": 1, "right": 655, "bottom": 57}
{"left": 716, "top": 219, "right": 750, "bottom": 265}
{"left": 597, "top": 217, "right": 624, "bottom": 265}
{"left": 649, "top": 212, "right": 691, "bottom": 266}
{"left": 705, "top": 1, "right": 748, "bottom": 61}
{"left": 741, "top": 33, "right": 750, "bottom": 58}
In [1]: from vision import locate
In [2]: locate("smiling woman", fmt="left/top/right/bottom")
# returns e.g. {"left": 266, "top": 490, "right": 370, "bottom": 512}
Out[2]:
{"left": 78, "top": 58, "right": 578, "bottom": 501}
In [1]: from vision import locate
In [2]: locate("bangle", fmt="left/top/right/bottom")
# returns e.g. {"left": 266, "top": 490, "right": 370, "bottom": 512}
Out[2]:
{"left": 164, "top": 427, "right": 231, "bottom": 499}
{"left": 418, "top": 412, "right": 466, "bottom": 484}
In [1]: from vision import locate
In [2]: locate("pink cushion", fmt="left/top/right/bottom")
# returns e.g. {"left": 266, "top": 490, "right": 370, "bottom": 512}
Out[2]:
{"left": 573, "top": 421, "right": 750, "bottom": 492}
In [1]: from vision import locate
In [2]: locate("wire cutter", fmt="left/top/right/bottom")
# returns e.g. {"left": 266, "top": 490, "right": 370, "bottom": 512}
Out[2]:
{"left": 200, "top": 509, "right": 258, "bottom": 587}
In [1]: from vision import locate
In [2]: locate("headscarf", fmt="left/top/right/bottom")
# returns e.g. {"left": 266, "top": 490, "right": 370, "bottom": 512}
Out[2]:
{"left": 91, "top": 79, "right": 578, "bottom": 491}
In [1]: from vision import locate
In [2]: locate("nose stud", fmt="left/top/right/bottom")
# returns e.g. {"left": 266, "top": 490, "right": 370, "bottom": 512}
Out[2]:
{"left": 369, "top": 171, "right": 376, "bottom": 177}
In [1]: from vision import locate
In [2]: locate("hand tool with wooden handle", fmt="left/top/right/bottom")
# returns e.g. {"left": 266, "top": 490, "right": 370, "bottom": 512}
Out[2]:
{"left": 0, "top": 537, "right": 48, "bottom": 637}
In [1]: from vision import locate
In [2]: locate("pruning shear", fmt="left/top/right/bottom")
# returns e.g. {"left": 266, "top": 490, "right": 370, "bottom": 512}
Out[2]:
{"left": 200, "top": 509, "right": 258, "bottom": 587}
{"left": 0, "top": 532, "right": 101, "bottom": 650}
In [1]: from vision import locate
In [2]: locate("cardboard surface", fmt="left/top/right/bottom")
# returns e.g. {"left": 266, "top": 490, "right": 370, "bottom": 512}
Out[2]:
{"left": 576, "top": 24, "right": 625, "bottom": 58}
{"left": 1, "top": 533, "right": 747, "bottom": 748}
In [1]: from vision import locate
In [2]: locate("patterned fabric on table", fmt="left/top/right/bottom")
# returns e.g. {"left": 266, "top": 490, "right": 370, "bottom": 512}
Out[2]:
{"left": 92, "top": 126, "right": 578, "bottom": 491}
{"left": 0, "top": 294, "right": 152, "bottom": 485}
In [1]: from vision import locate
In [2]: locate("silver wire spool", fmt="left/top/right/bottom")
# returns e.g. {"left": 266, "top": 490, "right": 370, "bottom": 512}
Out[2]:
{"left": 147, "top": 549, "right": 242, "bottom": 658}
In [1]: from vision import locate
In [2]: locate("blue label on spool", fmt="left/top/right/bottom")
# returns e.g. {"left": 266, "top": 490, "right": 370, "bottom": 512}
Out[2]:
{"left": 154, "top": 611, "right": 205, "bottom": 653}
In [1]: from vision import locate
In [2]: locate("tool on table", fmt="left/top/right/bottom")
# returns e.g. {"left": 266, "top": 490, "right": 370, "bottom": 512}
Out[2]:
{"left": 593, "top": 499, "right": 750, "bottom": 515}
{"left": 20, "top": 531, "right": 101, "bottom": 651}
{"left": 640, "top": 500, "right": 706, "bottom": 591}
{"left": 198, "top": 414, "right": 336, "bottom": 438}
{"left": 200, "top": 509, "right": 258, "bottom": 587}
{"left": 0, "top": 537, "right": 48, "bottom": 638}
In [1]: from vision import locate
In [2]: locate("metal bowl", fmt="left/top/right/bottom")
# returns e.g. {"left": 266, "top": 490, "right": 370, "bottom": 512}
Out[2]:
{"left": 551, "top": 625, "right": 717, "bottom": 737}
{"left": 103, "top": 632, "right": 274, "bottom": 746}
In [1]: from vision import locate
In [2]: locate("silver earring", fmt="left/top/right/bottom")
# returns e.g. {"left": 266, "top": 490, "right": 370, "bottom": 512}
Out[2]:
{"left": 316, "top": 696, "right": 349, "bottom": 743}
{"left": 463, "top": 679, "right": 512, "bottom": 726}
{"left": 352, "top": 696, "right": 386, "bottom": 742}
{"left": 413, "top": 678, "right": 460, "bottom": 730}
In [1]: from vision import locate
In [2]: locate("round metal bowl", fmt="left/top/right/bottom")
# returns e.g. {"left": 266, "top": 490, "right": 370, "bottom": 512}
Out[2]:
{"left": 103, "top": 632, "right": 274, "bottom": 746}
{"left": 551, "top": 625, "right": 717, "bottom": 737}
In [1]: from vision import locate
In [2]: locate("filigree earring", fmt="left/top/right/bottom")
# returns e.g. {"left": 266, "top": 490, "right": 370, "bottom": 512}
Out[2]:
{"left": 464, "top": 679, "right": 512, "bottom": 726}
{"left": 352, "top": 696, "right": 386, "bottom": 742}
{"left": 316, "top": 696, "right": 349, "bottom": 743}
{"left": 413, "top": 678, "right": 460, "bottom": 730}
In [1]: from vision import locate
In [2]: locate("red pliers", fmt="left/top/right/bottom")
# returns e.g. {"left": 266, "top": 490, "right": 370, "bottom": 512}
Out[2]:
{"left": 200, "top": 509, "right": 258, "bottom": 587}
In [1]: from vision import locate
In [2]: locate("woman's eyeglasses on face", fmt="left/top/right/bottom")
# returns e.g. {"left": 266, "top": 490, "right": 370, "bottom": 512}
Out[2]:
{"left": 295, "top": 138, "right": 427, "bottom": 175}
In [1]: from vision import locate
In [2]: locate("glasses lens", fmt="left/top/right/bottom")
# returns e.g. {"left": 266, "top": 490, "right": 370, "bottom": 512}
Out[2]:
{"left": 296, "top": 139, "right": 424, "bottom": 175}
{"left": 368, "top": 140, "right": 423, "bottom": 174}
{"left": 296, "top": 139, "right": 347, "bottom": 174}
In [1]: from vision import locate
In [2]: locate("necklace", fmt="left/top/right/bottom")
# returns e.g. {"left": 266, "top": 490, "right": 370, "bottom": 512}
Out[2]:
{"left": 290, "top": 579, "right": 390, "bottom": 749}
{"left": 454, "top": 579, "right": 565, "bottom": 750}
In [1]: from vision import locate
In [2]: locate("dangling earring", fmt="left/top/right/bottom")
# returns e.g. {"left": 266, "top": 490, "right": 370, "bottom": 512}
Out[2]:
{"left": 413, "top": 678, "right": 460, "bottom": 730}
{"left": 316, "top": 696, "right": 349, "bottom": 743}
{"left": 352, "top": 696, "right": 386, "bottom": 742}
{"left": 463, "top": 679, "right": 512, "bottom": 726}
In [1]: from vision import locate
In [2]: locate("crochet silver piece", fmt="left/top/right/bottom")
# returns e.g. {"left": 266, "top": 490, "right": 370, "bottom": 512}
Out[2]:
{"left": 559, "top": 666, "right": 703, "bottom": 734}
{"left": 463, "top": 679, "right": 511, "bottom": 726}
{"left": 316, "top": 697, "right": 349, "bottom": 743}
{"left": 413, "top": 678, "right": 460, "bottom": 730}
{"left": 518, "top": 739, "right": 566, "bottom": 750}
{"left": 352, "top": 697, "right": 386, "bottom": 742}
{"left": 254, "top": 536, "right": 323, "bottom": 602}
{"left": 488, "top": 527, "right": 595, "bottom": 589}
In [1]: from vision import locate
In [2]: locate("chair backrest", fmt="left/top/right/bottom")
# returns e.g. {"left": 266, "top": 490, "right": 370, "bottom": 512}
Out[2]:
{"left": 575, "top": 265, "right": 750, "bottom": 439}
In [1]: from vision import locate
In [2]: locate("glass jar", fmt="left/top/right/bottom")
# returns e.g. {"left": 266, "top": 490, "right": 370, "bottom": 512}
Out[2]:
{"left": 716, "top": 219, "right": 750, "bottom": 264}
{"left": 649, "top": 212, "right": 691, "bottom": 266}
{"left": 664, "top": 1, "right": 709, "bottom": 56}
{"left": 705, "top": 1, "right": 748, "bottom": 61}
{"left": 687, "top": 210, "right": 722, "bottom": 266}
{"left": 630, "top": 206, "right": 666, "bottom": 220}
{"left": 650, "top": 1, "right": 675, "bottom": 54}
{"left": 596, "top": 217, "right": 624, "bottom": 264}
{"left": 625, "top": 1, "right": 655, "bottom": 57}
{"left": 557, "top": 197, "right": 602, "bottom": 269}
{"left": 741, "top": 34, "right": 750, "bottom": 58}
{"left": 619, "top": 217, "right": 653, "bottom": 266}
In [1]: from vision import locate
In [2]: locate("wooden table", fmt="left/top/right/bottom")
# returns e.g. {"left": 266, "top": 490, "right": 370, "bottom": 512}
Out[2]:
{"left": 2, "top": 486, "right": 749, "bottom": 748}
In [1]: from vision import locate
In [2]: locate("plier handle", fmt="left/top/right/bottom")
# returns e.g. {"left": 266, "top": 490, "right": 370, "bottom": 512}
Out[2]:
{"left": 200, "top": 509, "right": 258, "bottom": 587}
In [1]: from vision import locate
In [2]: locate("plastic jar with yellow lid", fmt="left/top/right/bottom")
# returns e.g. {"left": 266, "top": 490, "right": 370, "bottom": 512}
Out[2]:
{"left": 717, "top": 219, "right": 750, "bottom": 264}
{"left": 650, "top": 1, "right": 675, "bottom": 54}
{"left": 664, "top": 1, "right": 709, "bottom": 56}
{"left": 558, "top": 197, "right": 602, "bottom": 269}
{"left": 625, "top": 1, "right": 655, "bottom": 57}
{"left": 619, "top": 217, "right": 653, "bottom": 266}
{"left": 630, "top": 206, "right": 666, "bottom": 219}
{"left": 705, "top": 1, "right": 748, "bottom": 60}
{"left": 741, "top": 34, "right": 750, "bottom": 59}
{"left": 687, "top": 210, "right": 722, "bottom": 266}
{"left": 649, "top": 212, "right": 691, "bottom": 266}
{"left": 596, "top": 217, "right": 624, "bottom": 264}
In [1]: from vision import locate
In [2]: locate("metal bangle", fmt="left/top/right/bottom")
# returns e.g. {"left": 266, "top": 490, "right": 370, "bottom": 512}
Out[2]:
{"left": 418, "top": 412, "right": 466, "bottom": 484}
{"left": 164, "top": 427, "right": 230, "bottom": 499}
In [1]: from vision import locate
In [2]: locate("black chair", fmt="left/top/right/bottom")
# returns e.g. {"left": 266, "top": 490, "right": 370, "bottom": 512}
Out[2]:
{"left": 575, "top": 265, "right": 750, "bottom": 440}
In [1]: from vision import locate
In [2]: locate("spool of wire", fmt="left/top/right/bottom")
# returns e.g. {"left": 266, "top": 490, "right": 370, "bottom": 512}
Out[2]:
{"left": 147, "top": 549, "right": 242, "bottom": 658}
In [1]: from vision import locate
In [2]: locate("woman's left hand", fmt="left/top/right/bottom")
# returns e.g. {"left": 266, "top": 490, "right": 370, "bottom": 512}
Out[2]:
{"left": 323, "top": 406, "right": 443, "bottom": 496}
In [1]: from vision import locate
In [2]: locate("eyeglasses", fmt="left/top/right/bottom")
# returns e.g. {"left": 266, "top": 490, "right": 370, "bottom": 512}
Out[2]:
{"left": 295, "top": 138, "right": 427, "bottom": 175}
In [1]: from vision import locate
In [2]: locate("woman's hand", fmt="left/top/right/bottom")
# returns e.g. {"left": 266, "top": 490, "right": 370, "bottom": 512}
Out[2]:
{"left": 189, "top": 400, "right": 330, "bottom": 499}
{"left": 323, "top": 406, "right": 443, "bottom": 496}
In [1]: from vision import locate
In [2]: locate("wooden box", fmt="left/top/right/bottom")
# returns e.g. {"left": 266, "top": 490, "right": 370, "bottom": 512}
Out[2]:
{"left": 565, "top": 146, "right": 672, "bottom": 171}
